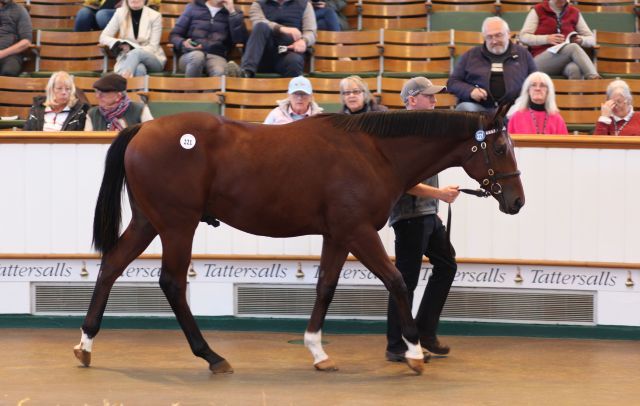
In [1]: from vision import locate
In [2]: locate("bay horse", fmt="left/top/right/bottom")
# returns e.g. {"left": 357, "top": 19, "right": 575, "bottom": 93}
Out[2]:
{"left": 74, "top": 105, "right": 524, "bottom": 375}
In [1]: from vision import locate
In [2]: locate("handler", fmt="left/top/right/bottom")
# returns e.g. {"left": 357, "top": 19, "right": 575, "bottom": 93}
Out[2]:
{"left": 385, "top": 77, "right": 460, "bottom": 363}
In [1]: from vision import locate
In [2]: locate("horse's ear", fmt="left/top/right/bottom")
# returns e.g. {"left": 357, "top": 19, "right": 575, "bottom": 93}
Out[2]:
{"left": 492, "top": 100, "right": 514, "bottom": 124}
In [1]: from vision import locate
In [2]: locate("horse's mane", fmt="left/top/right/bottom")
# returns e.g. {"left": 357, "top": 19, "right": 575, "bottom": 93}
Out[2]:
{"left": 328, "top": 109, "right": 484, "bottom": 140}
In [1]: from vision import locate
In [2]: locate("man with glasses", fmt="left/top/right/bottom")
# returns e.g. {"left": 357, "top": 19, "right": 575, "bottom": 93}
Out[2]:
{"left": 84, "top": 73, "right": 153, "bottom": 131}
{"left": 448, "top": 16, "right": 536, "bottom": 113}
{"left": 263, "top": 76, "right": 323, "bottom": 124}
{"left": 385, "top": 76, "right": 461, "bottom": 364}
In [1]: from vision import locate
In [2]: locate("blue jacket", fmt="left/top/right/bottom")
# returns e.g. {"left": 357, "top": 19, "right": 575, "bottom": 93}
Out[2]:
{"left": 169, "top": 0, "right": 248, "bottom": 58}
{"left": 447, "top": 42, "right": 536, "bottom": 108}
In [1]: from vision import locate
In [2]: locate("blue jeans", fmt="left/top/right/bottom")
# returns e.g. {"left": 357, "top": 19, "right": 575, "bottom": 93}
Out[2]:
{"left": 74, "top": 7, "right": 115, "bottom": 31}
{"left": 115, "top": 48, "right": 165, "bottom": 77}
{"left": 315, "top": 7, "right": 341, "bottom": 31}
{"left": 386, "top": 215, "right": 457, "bottom": 353}
{"left": 179, "top": 50, "right": 227, "bottom": 77}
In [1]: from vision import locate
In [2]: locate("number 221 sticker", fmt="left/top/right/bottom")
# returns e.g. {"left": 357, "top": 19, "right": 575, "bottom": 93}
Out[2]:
{"left": 180, "top": 134, "right": 196, "bottom": 149}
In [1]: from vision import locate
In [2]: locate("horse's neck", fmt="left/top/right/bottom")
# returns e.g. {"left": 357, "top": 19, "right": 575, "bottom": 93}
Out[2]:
{"left": 376, "top": 133, "right": 467, "bottom": 190}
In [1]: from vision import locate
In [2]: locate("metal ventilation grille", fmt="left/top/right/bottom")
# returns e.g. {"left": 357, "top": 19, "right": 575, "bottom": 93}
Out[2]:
{"left": 34, "top": 283, "right": 173, "bottom": 315}
{"left": 442, "top": 288, "right": 595, "bottom": 324}
{"left": 236, "top": 285, "right": 389, "bottom": 319}
{"left": 236, "top": 285, "right": 595, "bottom": 325}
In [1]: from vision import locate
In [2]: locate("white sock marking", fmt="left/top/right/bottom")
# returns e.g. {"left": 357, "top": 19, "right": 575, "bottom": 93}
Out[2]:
{"left": 304, "top": 330, "right": 329, "bottom": 364}
{"left": 74, "top": 331, "right": 93, "bottom": 352}
{"left": 402, "top": 336, "right": 423, "bottom": 360}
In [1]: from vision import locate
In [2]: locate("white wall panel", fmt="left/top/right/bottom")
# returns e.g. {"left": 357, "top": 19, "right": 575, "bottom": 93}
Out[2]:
{"left": 570, "top": 149, "right": 599, "bottom": 261}
{"left": 1, "top": 143, "right": 639, "bottom": 264}
{"left": 624, "top": 150, "right": 640, "bottom": 262}
{"left": 25, "top": 145, "right": 52, "bottom": 252}
{"left": 597, "top": 150, "right": 626, "bottom": 262}
{"left": 518, "top": 148, "right": 547, "bottom": 259}
{"left": 0, "top": 144, "right": 26, "bottom": 251}
{"left": 51, "top": 145, "right": 78, "bottom": 252}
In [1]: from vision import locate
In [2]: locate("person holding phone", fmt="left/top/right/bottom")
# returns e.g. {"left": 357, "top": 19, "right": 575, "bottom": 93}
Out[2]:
{"left": 239, "top": 0, "right": 317, "bottom": 78}
{"left": 170, "top": 0, "right": 248, "bottom": 77}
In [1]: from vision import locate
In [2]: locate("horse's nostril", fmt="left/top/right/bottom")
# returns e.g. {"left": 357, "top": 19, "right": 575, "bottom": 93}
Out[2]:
{"left": 514, "top": 197, "right": 524, "bottom": 209}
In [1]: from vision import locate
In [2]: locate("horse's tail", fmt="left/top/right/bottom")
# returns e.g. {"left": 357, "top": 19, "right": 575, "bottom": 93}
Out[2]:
{"left": 92, "top": 123, "right": 143, "bottom": 255}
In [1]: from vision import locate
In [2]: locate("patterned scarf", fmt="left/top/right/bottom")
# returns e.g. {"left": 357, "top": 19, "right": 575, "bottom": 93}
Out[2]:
{"left": 98, "top": 94, "right": 131, "bottom": 131}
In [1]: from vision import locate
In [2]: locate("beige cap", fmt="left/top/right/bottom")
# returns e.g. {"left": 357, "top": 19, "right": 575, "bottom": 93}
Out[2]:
{"left": 400, "top": 77, "right": 446, "bottom": 104}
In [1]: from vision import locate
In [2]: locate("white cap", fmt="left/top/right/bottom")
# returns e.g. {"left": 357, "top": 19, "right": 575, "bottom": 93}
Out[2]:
{"left": 288, "top": 76, "right": 313, "bottom": 95}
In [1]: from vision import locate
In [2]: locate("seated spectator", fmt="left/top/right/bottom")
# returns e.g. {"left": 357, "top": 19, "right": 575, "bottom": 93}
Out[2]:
{"left": 24, "top": 71, "right": 90, "bottom": 131}
{"left": 0, "top": 0, "right": 32, "bottom": 77}
{"left": 507, "top": 72, "right": 568, "bottom": 135}
{"left": 339, "top": 75, "right": 387, "bottom": 114}
{"left": 313, "top": 0, "right": 344, "bottom": 32}
{"left": 170, "top": 0, "right": 248, "bottom": 77}
{"left": 240, "top": 0, "right": 317, "bottom": 78}
{"left": 264, "top": 76, "right": 323, "bottom": 124}
{"left": 519, "top": 0, "right": 600, "bottom": 80}
{"left": 448, "top": 17, "right": 536, "bottom": 113}
{"left": 85, "top": 73, "right": 153, "bottom": 131}
{"left": 594, "top": 79, "right": 640, "bottom": 136}
{"left": 100, "top": 0, "right": 166, "bottom": 77}
{"left": 74, "top": 0, "right": 118, "bottom": 32}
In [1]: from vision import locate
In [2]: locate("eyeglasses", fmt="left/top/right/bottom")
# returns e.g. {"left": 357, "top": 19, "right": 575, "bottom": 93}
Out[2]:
{"left": 484, "top": 32, "right": 506, "bottom": 41}
{"left": 291, "top": 92, "right": 311, "bottom": 98}
{"left": 341, "top": 89, "right": 363, "bottom": 96}
{"left": 529, "top": 82, "right": 548, "bottom": 89}
{"left": 54, "top": 86, "right": 72, "bottom": 92}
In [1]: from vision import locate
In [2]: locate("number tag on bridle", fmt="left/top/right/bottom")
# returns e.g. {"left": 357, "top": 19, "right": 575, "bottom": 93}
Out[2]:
{"left": 474, "top": 130, "right": 486, "bottom": 142}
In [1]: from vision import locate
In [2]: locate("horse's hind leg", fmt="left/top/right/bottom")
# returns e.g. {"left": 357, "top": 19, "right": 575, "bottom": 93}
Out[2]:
{"left": 305, "top": 237, "right": 348, "bottom": 372}
{"left": 347, "top": 226, "right": 424, "bottom": 375}
{"left": 74, "top": 210, "right": 158, "bottom": 366}
{"left": 158, "top": 226, "right": 232, "bottom": 374}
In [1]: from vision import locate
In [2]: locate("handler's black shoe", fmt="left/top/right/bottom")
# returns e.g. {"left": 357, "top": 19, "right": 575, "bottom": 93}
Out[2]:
{"left": 420, "top": 337, "right": 450, "bottom": 355}
{"left": 385, "top": 350, "right": 430, "bottom": 363}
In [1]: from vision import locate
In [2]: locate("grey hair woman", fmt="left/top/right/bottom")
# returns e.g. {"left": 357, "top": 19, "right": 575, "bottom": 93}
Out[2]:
{"left": 507, "top": 71, "right": 568, "bottom": 134}
{"left": 595, "top": 79, "right": 639, "bottom": 135}
{"left": 339, "top": 75, "right": 387, "bottom": 114}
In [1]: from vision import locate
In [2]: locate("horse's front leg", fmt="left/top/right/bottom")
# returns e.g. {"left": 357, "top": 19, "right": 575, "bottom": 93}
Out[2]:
{"left": 305, "top": 237, "right": 349, "bottom": 372}
{"left": 74, "top": 215, "right": 157, "bottom": 367}
{"left": 159, "top": 228, "right": 232, "bottom": 374}
{"left": 348, "top": 226, "right": 424, "bottom": 375}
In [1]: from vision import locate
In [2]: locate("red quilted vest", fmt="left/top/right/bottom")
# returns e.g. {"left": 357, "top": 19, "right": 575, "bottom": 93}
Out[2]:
{"left": 530, "top": 1, "right": 580, "bottom": 57}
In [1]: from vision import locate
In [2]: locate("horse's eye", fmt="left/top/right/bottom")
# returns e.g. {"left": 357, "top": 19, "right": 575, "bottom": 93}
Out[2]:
{"left": 495, "top": 142, "right": 507, "bottom": 155}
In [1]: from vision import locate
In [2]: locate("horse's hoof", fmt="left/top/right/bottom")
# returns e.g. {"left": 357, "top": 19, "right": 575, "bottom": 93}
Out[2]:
{"left": 314, "top": 358, "right": 338, "bottom": 372}
{"left": 73, "top": 348, "right": 91, "bottom": 367}
{"left": 406, "top": 357, "right": 424, "bottom": 375}
{"left": 210, "top": 359, "right": 234, "bottom": 374}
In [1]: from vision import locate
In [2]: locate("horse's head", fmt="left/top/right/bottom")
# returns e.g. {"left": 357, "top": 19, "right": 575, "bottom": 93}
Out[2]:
{"left": 461, "top": 103, "right": 525, "bottom": 215}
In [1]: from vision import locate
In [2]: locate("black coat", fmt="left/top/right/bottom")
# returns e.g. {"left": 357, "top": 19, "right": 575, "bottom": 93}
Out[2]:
{"left": 23, "top": 95, "right": 89, "bottom": 131}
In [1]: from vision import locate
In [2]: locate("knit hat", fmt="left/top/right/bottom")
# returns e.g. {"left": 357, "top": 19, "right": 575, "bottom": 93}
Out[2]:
{"left": 93, "top": 73, "right": 127, "bottom": 92}
{"left": 400, "top": 77, "right": 446, "bottom": 104}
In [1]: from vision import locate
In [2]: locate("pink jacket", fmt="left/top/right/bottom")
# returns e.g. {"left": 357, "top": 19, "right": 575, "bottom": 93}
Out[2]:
{"left": 508, "top": 109, "right": 569, "bottom": 135}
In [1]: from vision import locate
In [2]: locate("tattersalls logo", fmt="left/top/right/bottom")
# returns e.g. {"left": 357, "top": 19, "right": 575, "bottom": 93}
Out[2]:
{"left": 450, "top": 267, "right": 506, "bottom": 283}
{"left": 529, "top": 269, "right": 617, "bottom": 287}
{"left": 0, "top": 262, "right": 72, "bottom": 278}
{"left": 202, "top": 263, "right": 287, "bottom": 279}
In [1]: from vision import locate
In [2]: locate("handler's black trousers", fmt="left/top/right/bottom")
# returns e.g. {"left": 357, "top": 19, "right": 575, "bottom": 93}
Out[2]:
{"left": 386, "top": 214, "right": 457, "bottom": 353}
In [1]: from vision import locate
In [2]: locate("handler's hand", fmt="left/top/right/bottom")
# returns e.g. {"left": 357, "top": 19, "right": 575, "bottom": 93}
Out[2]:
{"left": 439, "top": 185, "right": 460, "bottom": 204}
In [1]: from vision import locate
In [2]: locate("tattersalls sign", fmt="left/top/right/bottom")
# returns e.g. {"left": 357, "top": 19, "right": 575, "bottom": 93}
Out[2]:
{"left": 0, "top": 258, "right": 636, "bottom": 293}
